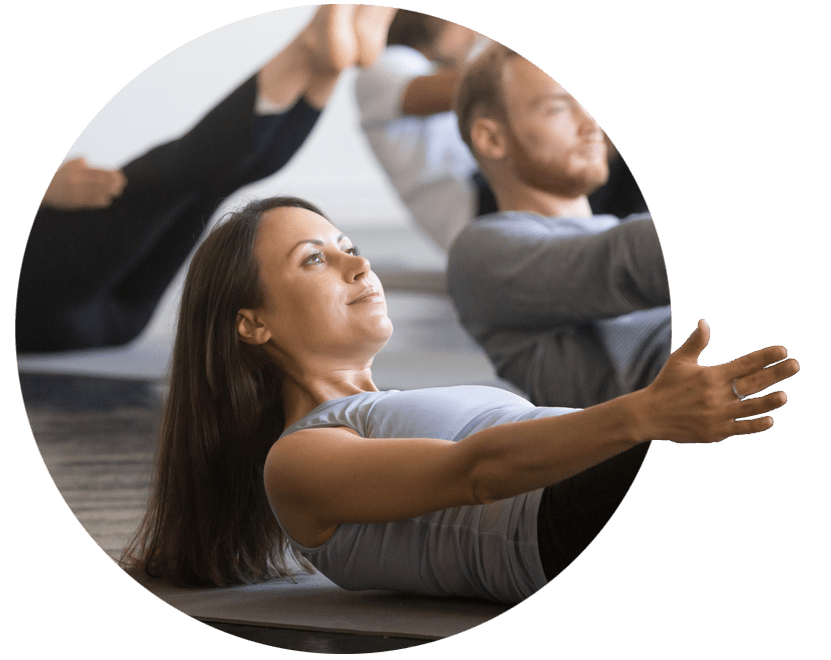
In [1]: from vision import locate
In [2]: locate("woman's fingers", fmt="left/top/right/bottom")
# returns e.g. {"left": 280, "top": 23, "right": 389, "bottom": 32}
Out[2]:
{"left": 726, "top": 345, "right": 790, "bottom": 379}
{"left": 733, "top": 390, "right": 788, "bottom": 418}
{"left": 671, "top": 320, "right": 710, "bottom": 363}
{"left": 732, "top": 358, "right": 800, "bottom": 399}
{"left": 728, "top": 416, "right": 776, "bottom": 437}
{"left": 723, "top": 390, "right": 789, "bottom": 438}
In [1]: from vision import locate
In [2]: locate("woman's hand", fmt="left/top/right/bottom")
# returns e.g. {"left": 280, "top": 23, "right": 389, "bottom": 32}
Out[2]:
{"left": 635, "top": 320, "right": 800, "bottom": 444}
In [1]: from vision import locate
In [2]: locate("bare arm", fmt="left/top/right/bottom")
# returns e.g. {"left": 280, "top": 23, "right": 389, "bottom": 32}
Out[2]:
{"left": 265, "top": 322, "right": 798, "bottom": 539}
{"left": 399, "top": 69, "right": 460, "bottom": 116}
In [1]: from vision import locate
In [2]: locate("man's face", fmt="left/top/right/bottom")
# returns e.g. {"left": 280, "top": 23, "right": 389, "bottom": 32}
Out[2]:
{"left": 500, "top": 56, "right": 609, "bottom": 198}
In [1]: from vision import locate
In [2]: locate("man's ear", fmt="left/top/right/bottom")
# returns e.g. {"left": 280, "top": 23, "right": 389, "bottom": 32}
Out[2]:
{"left": 470, "top": 117, "right": 507, "bottom": 161}
{"left": 237, "top": 309, "right": 272, "bottom": 345}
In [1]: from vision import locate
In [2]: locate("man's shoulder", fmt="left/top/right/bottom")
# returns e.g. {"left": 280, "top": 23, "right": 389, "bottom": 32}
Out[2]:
{"left": 449, "top": 212, "right": 548, "bottom": 269}
{"left": 451, "top": 212, "right": 517, "bottom": 244}
{"left": 461, "top": 210, "right": 540, "bottom": 231}
{"left": 458, "top": 211, "right": 618, "bottom": 238}
{"left": 450, "top": 211, "right": 652, "bottom": 266}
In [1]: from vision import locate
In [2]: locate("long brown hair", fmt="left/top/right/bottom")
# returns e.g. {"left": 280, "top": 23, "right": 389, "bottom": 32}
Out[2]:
{"left": 121, "top": 196, "right": 324, "bottom": 587}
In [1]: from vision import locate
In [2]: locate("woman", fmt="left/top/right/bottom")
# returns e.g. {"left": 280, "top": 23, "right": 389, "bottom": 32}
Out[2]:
{"left": 16, "top": 5, "right": 396, "bottom": 352}
{"left": 121, "top": 196, "right": 799, "bottom": 604}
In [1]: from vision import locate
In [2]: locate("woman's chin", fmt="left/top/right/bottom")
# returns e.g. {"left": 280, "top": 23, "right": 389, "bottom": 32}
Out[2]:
{"left": 368, "top": 318, "right": 394, "bottom": 354}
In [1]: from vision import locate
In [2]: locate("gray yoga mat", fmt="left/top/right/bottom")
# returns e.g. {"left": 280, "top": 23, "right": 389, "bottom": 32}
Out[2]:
{"left": 23, "top": 369, "right": 513, "bottom": 643}
{"left": 134, "top": 569, "right": 510, "bottom": 640}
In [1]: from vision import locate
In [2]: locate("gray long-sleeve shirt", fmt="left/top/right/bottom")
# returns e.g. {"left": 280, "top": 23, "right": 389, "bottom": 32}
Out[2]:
{"left": 447, "top": 212, "right": 672, "bottom": 408}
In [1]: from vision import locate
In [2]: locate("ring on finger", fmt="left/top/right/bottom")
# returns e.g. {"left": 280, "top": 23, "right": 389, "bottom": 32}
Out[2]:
{"left": 732, "top": 378, "right": 746, "bottom": 401}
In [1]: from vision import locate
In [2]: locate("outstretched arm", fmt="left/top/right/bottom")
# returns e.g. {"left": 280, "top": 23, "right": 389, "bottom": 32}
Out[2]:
{"left": 266, "top": 322, "right": 798, "bottom": 539}
{"left": 627, "top": 320, "right": 797, "bottom": 443}
{"left": 448, "top": 215, "right": 669, "bottom": 332}
{"left": 399, "top": 69, "right": 461, "bottom": 116}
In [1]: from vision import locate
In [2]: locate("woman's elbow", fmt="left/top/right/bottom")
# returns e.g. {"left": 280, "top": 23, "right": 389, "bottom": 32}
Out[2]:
{"left": 467, "top": 459, "right": 506, "bottom": 505}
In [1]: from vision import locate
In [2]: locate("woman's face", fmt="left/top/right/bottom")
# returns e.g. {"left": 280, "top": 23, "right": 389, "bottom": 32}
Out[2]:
{"left": 248, "top": 206, "right": 393, "bottom": 370}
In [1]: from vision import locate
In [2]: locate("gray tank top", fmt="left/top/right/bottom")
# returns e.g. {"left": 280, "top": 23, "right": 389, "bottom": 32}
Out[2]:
{"left": 273, "top": 385, "right": 576, "bottom": 603}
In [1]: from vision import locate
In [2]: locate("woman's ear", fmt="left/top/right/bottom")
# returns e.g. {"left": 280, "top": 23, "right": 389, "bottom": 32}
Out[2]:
{"left": 470, "top": 116, "right": 507, "bottom": 161}
{"left": 237, "top": 309, "right": 272, "bottom": 345}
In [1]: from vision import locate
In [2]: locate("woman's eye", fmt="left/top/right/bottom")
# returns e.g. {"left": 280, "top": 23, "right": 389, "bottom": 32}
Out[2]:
{"left": 303, "top": 251, "right": 323, "bottom": 265}
{"left": 346, "top": 245, "right": 361, "bottom": 257}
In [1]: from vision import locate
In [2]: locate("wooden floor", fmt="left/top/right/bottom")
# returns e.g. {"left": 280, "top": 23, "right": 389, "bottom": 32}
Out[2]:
{"left": 19, "top": 289, "right": 503, "bottom": 653}
{"left": 21, "top": 373, "right": 160, "bottom": 560}
{"left": 20, "top": 371, "right": 428, "bottom": 653}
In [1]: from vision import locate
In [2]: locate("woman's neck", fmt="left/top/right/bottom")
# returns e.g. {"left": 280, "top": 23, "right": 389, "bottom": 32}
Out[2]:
{"left": 280, "top": 365, "right": 379, "bottom": 428}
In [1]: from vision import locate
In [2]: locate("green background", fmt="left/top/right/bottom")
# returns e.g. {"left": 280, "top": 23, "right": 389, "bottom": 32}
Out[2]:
{"left": 0, "top": 0, "right": 829, "bottom": 658}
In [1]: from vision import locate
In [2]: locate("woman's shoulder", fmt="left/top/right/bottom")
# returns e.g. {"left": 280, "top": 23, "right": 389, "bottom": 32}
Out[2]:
{"left": 280, "top": 390, "right": 393, "bottom": 439}
{"left": 279, "top": 385, "right": 531, "bottom": 442}
{"left": 361, "top": 385, "right": 532, "bottom": 441}
{"left": 372, "top": 385, "right": 527, "bottom": 408}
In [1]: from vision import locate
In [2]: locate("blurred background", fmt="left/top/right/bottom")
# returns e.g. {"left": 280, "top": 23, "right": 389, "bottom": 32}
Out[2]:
{"left": 5, "top": 2, "right": 828, "bottom": 659}
{"left": 15, "top": 5, "right": 486, "bottom": 389}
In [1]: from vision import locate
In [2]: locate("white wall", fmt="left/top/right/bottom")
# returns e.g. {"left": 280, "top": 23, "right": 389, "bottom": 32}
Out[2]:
{"left": 33, "top": 5, "right": 416, "bottom": 353}
{"left": 63, "top": 5, "right": 411, "bottom": 228}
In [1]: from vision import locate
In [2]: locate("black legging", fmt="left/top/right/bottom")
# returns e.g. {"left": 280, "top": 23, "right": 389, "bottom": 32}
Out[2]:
{"left": 537, "top": 441, "right": 650, "bottom": 581}
{"left": 16, "top": 74, "right": 321, "bottom": 353}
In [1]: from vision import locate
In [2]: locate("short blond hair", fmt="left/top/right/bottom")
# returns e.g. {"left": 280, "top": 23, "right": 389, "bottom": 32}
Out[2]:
{"left": 453, "top": 43, "right": 519, "bottom": 155}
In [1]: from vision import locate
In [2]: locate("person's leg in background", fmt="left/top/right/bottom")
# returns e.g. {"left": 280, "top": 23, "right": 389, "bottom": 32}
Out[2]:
{"left": 16, "top": 5, "right": 397, "bottom": 352}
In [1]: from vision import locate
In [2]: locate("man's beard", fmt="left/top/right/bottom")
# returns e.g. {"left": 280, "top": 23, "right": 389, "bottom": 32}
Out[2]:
{"left": 505, "top": 128, "right": 609, "bottom": 199}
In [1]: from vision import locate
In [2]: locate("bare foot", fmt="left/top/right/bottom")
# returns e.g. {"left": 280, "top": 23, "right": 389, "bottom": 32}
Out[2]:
{"left": 354, "top": 5, "right": 398, "bottom": 67}
{"left": 301, "top": 4, "right": 359, "bottom": 75}
{"left": 257, "top": 5, "right": 398, "bottom": 109}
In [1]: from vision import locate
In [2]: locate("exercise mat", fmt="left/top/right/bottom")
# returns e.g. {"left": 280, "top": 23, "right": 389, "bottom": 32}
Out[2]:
{"left": 134, "top": 569, "right": 509, "bottom": 640}
{"left": 21, "top": 371, "right": 511, "bottom": 643}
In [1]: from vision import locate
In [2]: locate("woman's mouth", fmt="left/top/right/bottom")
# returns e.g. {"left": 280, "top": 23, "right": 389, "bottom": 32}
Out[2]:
{"left": 348, "top": 288, "right": 384, "bottom": 305}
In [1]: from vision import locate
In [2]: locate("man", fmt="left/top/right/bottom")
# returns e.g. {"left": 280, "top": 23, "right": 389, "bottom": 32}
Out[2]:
{"left": 355, "top": 10, "right": 646, "bottom": 252}
{"left": 448, "top": 44, "right": 671, "bottom": 409}
{"left": 354, "top": 10, "right": 486, "bottom": 251}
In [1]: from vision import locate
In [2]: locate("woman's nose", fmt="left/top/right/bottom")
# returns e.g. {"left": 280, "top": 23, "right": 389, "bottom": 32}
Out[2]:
{"left": 346, "top": 254, "right": 371, "bottom": 281}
